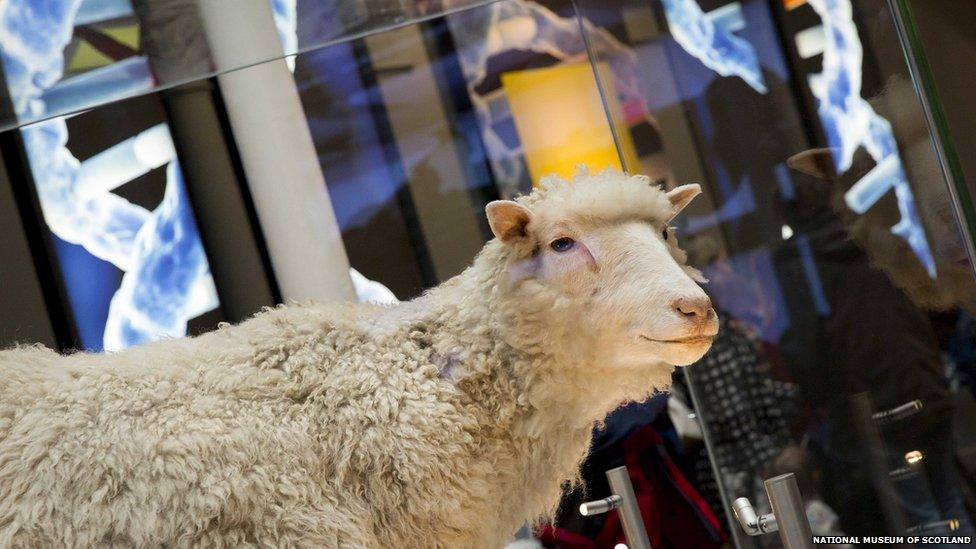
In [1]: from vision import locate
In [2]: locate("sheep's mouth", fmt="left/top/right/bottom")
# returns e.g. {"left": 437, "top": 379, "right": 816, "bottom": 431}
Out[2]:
{"left": 640, "top": 335, "right": 714, "bottom": 345}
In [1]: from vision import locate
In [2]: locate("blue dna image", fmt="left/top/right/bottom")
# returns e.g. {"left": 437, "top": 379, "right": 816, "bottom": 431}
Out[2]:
{"left": 0, "top": 0, "right": 401, "bottom": 350}
{"left": 0, "top": 0, "right": 396, "bottom": 351}
{"left": 0, "top": 0, "right": 233, "bottom": 350}
{"left": 663, "top": 0, "right": 934, "bottom": 276}
{"left": 808, "top": 0, "right": 936, "bottom": 277}
{"left": 661, "top": 0, "right": 768, "bottom": 94}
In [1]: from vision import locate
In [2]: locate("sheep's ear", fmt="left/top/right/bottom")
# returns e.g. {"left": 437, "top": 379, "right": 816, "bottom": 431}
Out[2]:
{"left": 486, "top": 200, "right": 533, "bottom": 243}
{"left": 787, "top": 148, "right": 839, "bottom": 180}
{"left": 666, "top": 184, "right": 701, "bottom": 222}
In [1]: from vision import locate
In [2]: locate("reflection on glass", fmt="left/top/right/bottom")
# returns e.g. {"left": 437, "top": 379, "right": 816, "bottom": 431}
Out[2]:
{"left": 0, "top": 0, "right": 504, "bottom": 132}
{"left": 661, "top": 0, "right": 768, "bottom": 94}
{"left": 444, "top": 0, "right": 663, "bottom": 196}
{"left": 805, "top": 0, "right": 935, "bottom": 277}
{"left": 0, "top": 0, "right": 154, "bottom": 124}
{"left": 21, "top": 102, "right": 220, "bottom": 352}
{"left": 502, "top": 62, "right": 637, "bottom": 183}
{"left": 572, "top": 0, "right": 976, "bottom": 545}
{"left": 289, "top": 0, "right": 631, "bottom": 299}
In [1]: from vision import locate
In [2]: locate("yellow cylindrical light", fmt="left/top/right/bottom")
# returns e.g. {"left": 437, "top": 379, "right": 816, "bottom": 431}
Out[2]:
{"left": 501, "top": 62, "right": 639, "bottom": 185}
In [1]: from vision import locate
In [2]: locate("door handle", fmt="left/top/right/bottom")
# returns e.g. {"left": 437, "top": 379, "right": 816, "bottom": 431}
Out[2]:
{"left": 731, "top": 496, "right": 778, "bottom": 536}
{"left": 732, "top": 473, "right": 814, "bottom": 549}
{"left": 579, "top": 466, "right": 652, "bottom": 549}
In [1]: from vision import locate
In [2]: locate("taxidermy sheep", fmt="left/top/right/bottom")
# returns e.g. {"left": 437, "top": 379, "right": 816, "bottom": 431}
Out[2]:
{"left": 0, "top": 167, "right": 717, "bottom": 547}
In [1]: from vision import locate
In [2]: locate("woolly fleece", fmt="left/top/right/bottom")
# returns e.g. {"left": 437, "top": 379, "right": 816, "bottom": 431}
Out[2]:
{"left": 0, "top": 168, "right": 695, "bottom": 548}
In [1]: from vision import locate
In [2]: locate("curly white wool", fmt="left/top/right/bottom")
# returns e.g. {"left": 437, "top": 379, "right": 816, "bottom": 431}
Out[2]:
{"left": 0, "top": 167, "right": 704, "bottom": 547}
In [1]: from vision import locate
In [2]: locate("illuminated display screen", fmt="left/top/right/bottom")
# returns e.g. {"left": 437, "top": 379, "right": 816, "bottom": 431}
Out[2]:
{"left": 0, "top": 0, "right": 221, "bottom": 351}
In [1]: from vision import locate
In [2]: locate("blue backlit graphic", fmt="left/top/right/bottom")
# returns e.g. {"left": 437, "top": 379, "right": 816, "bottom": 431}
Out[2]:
{"left": 0, "top": 0, "right": 219, "bottom": 350}
{"left": 808, "top": 0, "right": 935, "bottom": 277}
{"left": 0, "top": 0, "right": 152, "bottom": 121}
{"left": 271, "top": 0, "right": 297, "bottom": 69}
{"left": 662, "top": 0, "right": 767, "bottom": 94}
{"left": 99, "top": 160, "right": 219, "bottom": 350}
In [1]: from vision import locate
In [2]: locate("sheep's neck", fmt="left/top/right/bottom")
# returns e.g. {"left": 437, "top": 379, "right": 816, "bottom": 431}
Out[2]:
{"left": 413, "top": 245, "right": 671, "bottom": 522}
{"left": 419, "top": 244, "right": 648, "bottom": 450}
{"left": 420, "top": 246, "right": 615, "bottom": 419}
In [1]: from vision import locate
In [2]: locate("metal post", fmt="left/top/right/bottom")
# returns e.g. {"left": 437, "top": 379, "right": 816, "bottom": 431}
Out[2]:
{"left": 765, "top": 474, "right": 814, "bottom": 549}
{"left": 195, "top": 0, "right": 356, "bottom": 304}
{"left": 606, "top": 466, "right": 652, "bottom": 549}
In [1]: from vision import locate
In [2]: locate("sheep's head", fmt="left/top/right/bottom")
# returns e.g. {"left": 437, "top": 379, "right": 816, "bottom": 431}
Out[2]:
{"left": 484, "top": 168, "right": 717, "bottom": 369}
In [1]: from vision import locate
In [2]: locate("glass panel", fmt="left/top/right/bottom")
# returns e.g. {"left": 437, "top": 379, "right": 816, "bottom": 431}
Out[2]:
{"left": 288, "top": 0, "right": 628, "bottom": 297}
{"left": 0, "top": 0, "right": 500, "bottom": 133}
{"left": 262, "top": 0, "right": 976, "bottom": 542}
{"left": 11, "top": 0, "right": 976, "bottom": 545}
{"left": 886, "top": 0, "right": 976, "bottom": 263}
{"left": 570, "top": 0, "right": 976, "bottom": 545}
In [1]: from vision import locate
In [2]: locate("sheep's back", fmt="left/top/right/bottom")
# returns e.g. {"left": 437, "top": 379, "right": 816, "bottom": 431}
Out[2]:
{"left": 0, "top": 345, "right": 69, "bottom": 441}
{"left": 0, "top": 323, "right": 319, "bottom": 544}
{"left": 0, "top": 302, "right": 495, "bottom": 546}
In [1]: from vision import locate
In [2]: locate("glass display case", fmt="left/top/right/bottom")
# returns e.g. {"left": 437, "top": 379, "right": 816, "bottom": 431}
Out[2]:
{"left": 2, "top": 0, "right": 975, "bottom": 546}
{"left": 568, "top": 0, "right": 976, "bottom": 546}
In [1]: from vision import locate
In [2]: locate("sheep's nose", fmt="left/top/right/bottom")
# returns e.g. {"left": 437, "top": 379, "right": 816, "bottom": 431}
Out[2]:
{"left": 673, "top": 296, "right": 714, "bottom": 322}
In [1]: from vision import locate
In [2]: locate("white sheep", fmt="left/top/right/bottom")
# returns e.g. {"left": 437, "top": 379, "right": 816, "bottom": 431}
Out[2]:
{"left": 0, "top": 167, "right": 717, "bottom": 548}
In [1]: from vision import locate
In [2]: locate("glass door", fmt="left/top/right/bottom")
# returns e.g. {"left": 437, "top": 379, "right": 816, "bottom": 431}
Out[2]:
{"left": 572, "top": 0, "right": 976, "bottom": 546}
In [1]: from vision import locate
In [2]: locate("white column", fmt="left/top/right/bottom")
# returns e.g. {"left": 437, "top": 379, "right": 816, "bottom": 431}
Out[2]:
{"left": 195, "top": 0, "right": 355, "bottom": 303}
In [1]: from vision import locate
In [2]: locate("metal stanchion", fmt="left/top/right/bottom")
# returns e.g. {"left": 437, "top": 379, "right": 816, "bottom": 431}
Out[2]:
{"left": 578, "top": 466, "right": 652, "bottom": 549}
{"left": 732, "top": 473, "right": 814, "bottom": 549}
{"left": 765, "top": 474, "right": 814, "bottom": 549}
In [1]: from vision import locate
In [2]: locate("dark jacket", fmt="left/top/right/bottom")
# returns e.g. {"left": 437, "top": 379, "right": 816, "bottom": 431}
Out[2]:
{"left": 774, "top": 214, "right": 951, "bottom": 449}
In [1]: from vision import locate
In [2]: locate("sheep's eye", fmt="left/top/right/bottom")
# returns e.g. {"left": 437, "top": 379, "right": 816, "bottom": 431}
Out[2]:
{"left": 550, "top": 237, "right": 576, "bottom": 252}
{"left": 662, "top": 227, "right": 670, "bottom": 241}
